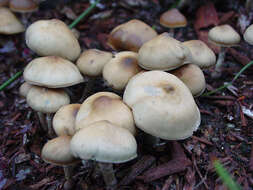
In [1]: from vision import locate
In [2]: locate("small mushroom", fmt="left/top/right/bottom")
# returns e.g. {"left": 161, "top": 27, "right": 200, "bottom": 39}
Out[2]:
{"left": 182, "top": 40, "right": 216, "bottom": 68}
{"left": 243, "top": 24, "right": 253, "bottom": 45}
{"left": 159, "top": 8, "right": 187, "bottom": 37}
{"left": 70, "top": 120, "right": 137, "bottom": 188}
{"left": 208, "top": 25, "right": 240, "bottom": 78}
{"left": 25, "top": 19, "right": 81, "bottom": 61}
{"left": 107, "top": 19, "right": 157, "bottom": 52}
{"left": 9, "top": 0, "right": 38, "bottom": 13}
{"left": 103, "top": 51, "right": 142, "bottom": 91}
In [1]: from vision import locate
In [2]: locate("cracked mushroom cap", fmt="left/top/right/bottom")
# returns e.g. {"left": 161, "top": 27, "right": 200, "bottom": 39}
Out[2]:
{"left": 138, "top": 33, "right": 192, "bottom": 71}
{"left": 170, "top": 64, "right": 206, "bottom": 97}
{"left": 0, "top": 7, "right": 25, "bottom": 34}
{"left": 76, "top": 49, "right": 113, "bottom": 77}
{"left": 9, "top": 0, "right": 38, "bottom": 13}
{"left": 53, "top": 104, "right": 81, "bottom": 136}
{"left": 208, "top": 25, "right": 240, "bottom": 47}
{"left": 26, "top": 86, "right": 70, "bottom": 113}
{"left": 24, "top": 56, "right": 84, "bottom": 88}
{"left": 123, "top": 71, "right": 200, "bottom": 140}
{"left": 42, "top": 136, "right": 79, "bottom": 166}
{"left": 244, "top": 24, "right": 253, "bottom": 45}
{"left": 183, "top": 40, "right": 216, "bottom": 68}
{"left": 70, "top": 120, "right": 137, "bottom": 163}
{"left": 107, "top": 19, "right": 157, "bottom": 52}
{"left": 25, "top": 19, "right": 81, "bottom": 61}
{"left": 159, "top": 8, "right": 187, "bottom": 28}
{"left": 19, "top": 82, "right": 33, "bottom": 98}
{"left": 103, "top": 51, "right": 142, "bottom": 91}
{"left": 75, "top": 92, "right": 135, "bottom": 135}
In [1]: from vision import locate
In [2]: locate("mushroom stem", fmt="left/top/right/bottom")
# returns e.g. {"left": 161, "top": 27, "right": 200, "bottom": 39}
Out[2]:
{"left": 37, "top": 112, "right": 47, "bottom": 132}
{"left": 212, "top": 47, "right": 226, "bottom": 78}
{"left": 46, "top": 113, "right": 54, "bottom": 138}
{"left": 143, "top": 133, "right": 166, "bottom": 148}
{"left": 63, "top": 165, "right": 74, "bottom": 180}
{"left": 98, "top": 162, "right": 117, "bottom": 189}
{"left": 80, "top": 78, "right": 95, "bottom": 102}
{"left": 169, "top": 28, "right": 175, "bottom": 38}
{"left": 64, "top": 88, "right": 74, "bottom": 101}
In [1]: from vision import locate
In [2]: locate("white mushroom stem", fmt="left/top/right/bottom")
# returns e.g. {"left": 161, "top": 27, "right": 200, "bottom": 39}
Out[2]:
{"left": 37, "top": 112, "right": 47, "bottom": 132}
{"left": 169, "top": 28, "right": 175, "bottom": 38}
{"left": 98, "top": 162, "right": 117, "bottom": 189}
{"left": 143, "top": 134, "right": 166, "bottom": 148}
{"left": 46, "top": 113, "right": 54, "bottom": 138}
{"left": 212, "top": 47, "right": 226, "bottom": 78}
{"left": 63, "top": 165, "right": 74, "bottom": 180}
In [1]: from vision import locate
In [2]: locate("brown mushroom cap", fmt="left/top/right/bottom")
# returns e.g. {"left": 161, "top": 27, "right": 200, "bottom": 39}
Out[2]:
{"left": 42, "top": 136, "right": 79, "bottom": 166}
{"left": 182, "top": 40, "right": 216, "bottom": 68}
{"left": 25, "top": 19, "right": 81, "bottom": 61}
{"left": 75, "top": 92, "right": 135, "bottom": 135}
{"left": 9, "top": 0, "right": 38, "bottom": 13}
{"left": 123, "top": 71, "right": 200, "bottom": 140}
{"left": 107, "top": 19, "right": 157, "bottom": 52}
{"left": 0, "top": 7, "right": 25, "bottom": 34}
{"left": 138, "top": 33, "right": 192, "bottom": 71}
{"left": 159, "top": 8, "right": 187, "bottom": 28}
{"left": 76, "top": 49, "right": 113, "bottom": 77}
{"left": 170, "top": 64, "right": 206, "bottom": 97}
{"left": 103, "top": 51, "right": 142, "bottom": 91}
{"left": 243, "top": 24, "right": 253, "bottom": 45}
{"left": 26, "top": 86, "right": 70, "bottom": 113}
{"left": 208, "top": 25, "right": 240, "bottom": 47}
{"left": 19, "top": 82, "right": 33, "bottom": 98}
{"left": 24, "top": 56, "right": 84, "bottom": 88}
{"left": 70, "top": 120, "right": 137, "bottom": 163}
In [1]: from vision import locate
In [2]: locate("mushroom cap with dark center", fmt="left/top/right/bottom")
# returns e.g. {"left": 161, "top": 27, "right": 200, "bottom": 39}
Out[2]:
{"left": 9, "top": 0, "right": 38, "bottom": 13}
{"left": 159, "top": 8, "right": 187, "bottom": 28}
{"left": 244, "top": 24, "right": 253, "bottom": 45}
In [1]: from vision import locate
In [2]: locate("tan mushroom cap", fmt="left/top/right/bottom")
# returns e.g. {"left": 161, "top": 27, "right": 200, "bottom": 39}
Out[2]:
{"left": 25, "top": 19, "right": 81, "bottom": 61}
{"left": 76, "top": 49, "right": 113, "bottom": 77}
{"left": 208, "top": 25, "right": 240, "bottom": 47}
{"left": 103, "top": 51, "right": 142, "bottom": 91}
{"left": 70, "top": 120, "right": 137, "bottom": 163}
{"left": 75, "top": 92, "right": 135, "bottom": 135}
{"left": 42, "top": 136, "right": 79, "bottom": 166}
{"left": 138, "top": 33, "right": 192, "bottom": 71}
{"left": 160, "top": 8, "right": 187, "bottom": 28}
{"left": 26, "top": 86, "right": 70, "bottom": 113}
{"left": 170, "top": 64, "right": 206, "bottom": 97}
{"left": 108, "top": 19, "right": 157, "bottom": 52}
{"left": 0, "top": 7, "right": 25, "bottom": 34}
{"left": 24, "top": 56, "right": 84, "bottom": 88}
{"left": 0, "top": 0, "right": 9, "bottom": 7}
{"left": 19, "top": 82, "right": 33, "bottom": 98}
{"left": 243, "top": 24, "right": 253, "bottom": 45}
{"left": 53, "top": 104, "right": 81, "bottom": 136}
{"left": 9, "top": 0, "right": 38, "bottom": 13}
{"left": 123, "top": 71, "right": 200, "bottom": 140}
{"left": 183, "top": 40, "right": 216, "bottom": 68}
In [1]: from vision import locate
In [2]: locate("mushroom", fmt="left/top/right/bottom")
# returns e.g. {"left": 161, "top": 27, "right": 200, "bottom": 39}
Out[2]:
{"left": 123, "top": 71, "right": 200, "bottom": 145}
{"left": 23, "top": 56, "right": 84, "bottom": 88}
{"left": 75, "top": 92, "right": 135, "bottom": 135}
{"left": 208, "top": 25, "right": 240, "bottom": 78}
{"left": 0, "top": 7, "right": 24, "bottom": 34}
{"left": 53, "top": 104, "right": 81, "bottom": 136}
{"left": 159, "top": 8, "right": 187, "bottom": 37}
{"left": 138, "top": 32, "right": 192, "bottom": 71}
{"left": 103, "top": 51, "right": 142, "bottom": 91}
{"left": 25, "top": 19, "right": 81, "bottom": 61}
{"left": 244, "top": 24, "right": 253, "bottom": 45}
{"left": 182, "top": 40, "right": 216, "bottom": 68}
{"left": 70, "top": 120, "right": 137, "bottom": 188}
{"left": 170, "top": 64, "right": 206, "bottom": 97}
{"left": 107, "top": 19, "right": 157, "bottom": 52}
{"left": 26, "top": 86, "right": 70, "bottom": 137}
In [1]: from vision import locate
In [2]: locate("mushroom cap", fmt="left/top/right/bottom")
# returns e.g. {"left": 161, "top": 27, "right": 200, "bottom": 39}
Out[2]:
{"left": 70, "top": 120, "right": 137, "bottom": 163}
{"left": 103, "top": 51, "right": 142, "bottom": 91}
{"left": 107, "top": 19, "right": 157, "bottom": 52}
{"left": 170, "top": 64, "right": 206, "bottom": 97}
{"left": 9, "top": 0, "right": 38, "bottom": 13}
{"left": 123, "top": 71, "right": 200, "bottom": 140}
{"left": 25, "top": 19, "right": 81, "bottom": 61}
{"left": 42, "top": 136, "right": 79, "bottom": 166}
{"left": 24, "top": 56, "right": 84, "bottom": 88}
{"left": 0, "top": 0, "right": 9, "bottom": 7}
{"left": 76, "top": 49, "right": 113, "bottom": 77}
{"left": 53, "top": 104, "right": 81, "bottom": 136}
{"left": 19, "top": 82, "right": 33, "bottom": 98}
{"left": 26, "top": 86, "right": 70, "bottom": 113}
{"left": 208, "top": 25, "right": 240, "bottom": 47}
{"left": 159, "top": 8, "right": 187, "bottom": 28}
{"left": 182, "top": 40, "right": 216, "bottom": 68}
{"left": 0, "top": 7, "right": 25, "bottom": 34}
{"left": 243, "top": 24, "right": 253, "bottom": 45}
{"left": 75, "top": 92, "right": 135, "bottom": 135}
{"left": 138, "top": 33, "right": 192, "bottom": 71}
